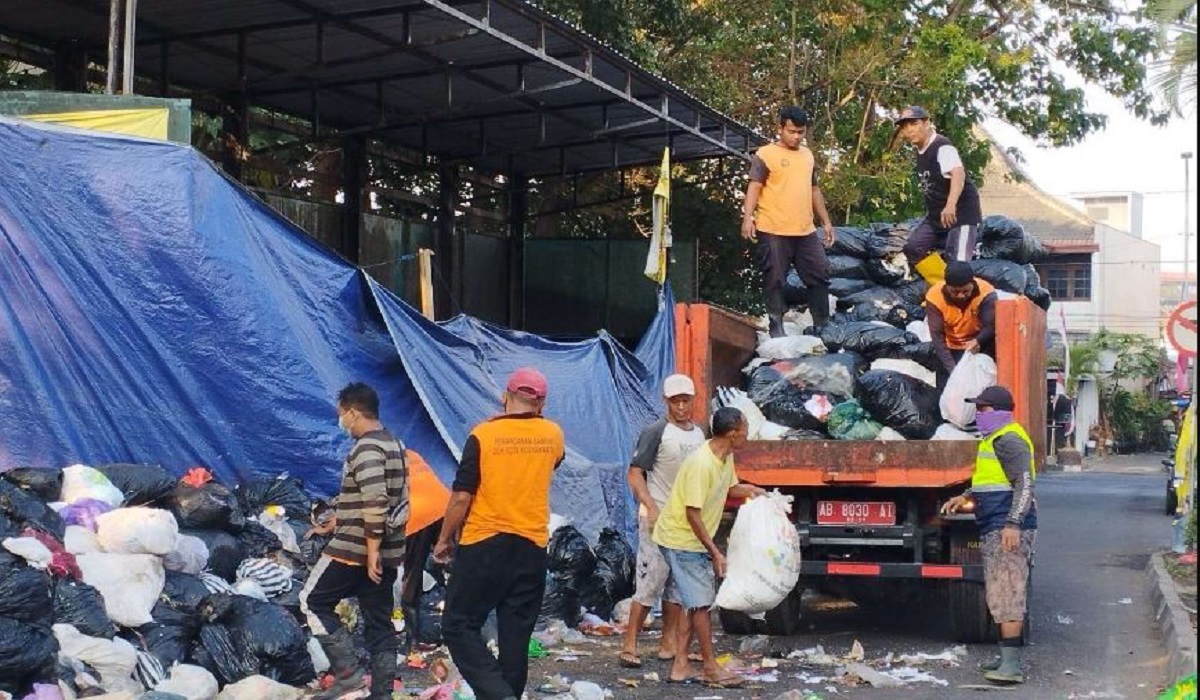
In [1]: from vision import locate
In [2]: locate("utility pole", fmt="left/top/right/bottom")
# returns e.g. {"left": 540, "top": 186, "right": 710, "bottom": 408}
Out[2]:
{"left": 1183, "top": 151, "right": 1193, "bottom": 301}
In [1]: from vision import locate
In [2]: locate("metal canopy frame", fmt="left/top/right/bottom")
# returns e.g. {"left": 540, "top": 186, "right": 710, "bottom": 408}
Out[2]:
{"left": 0, "top": 0, "right": 765, "bottom": 177}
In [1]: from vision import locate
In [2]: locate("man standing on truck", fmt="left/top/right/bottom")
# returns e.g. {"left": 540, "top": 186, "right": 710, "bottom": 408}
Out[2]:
{"left": 653, "top": 406, "right": 767, "bottom": 688}
{"left": 434, "top": 367, "right": 566, "bottom": 700}
{"left": 618, "top": 373, "right": 706, "bottom": 669}
{"left": 941, "top": 385, "right": 1037, "bottom": 685}
{"left": 741, "top": 105, "right": 837, "bottom": 337}
{"left": 892, "top": 105, "right": 983, "bottom": 267}
{"left": 925, "top": 260, "right": 997, "bottom": 386}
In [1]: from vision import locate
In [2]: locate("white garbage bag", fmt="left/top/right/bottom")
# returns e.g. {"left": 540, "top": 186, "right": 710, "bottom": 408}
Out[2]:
{"left": 712, "top": 386, "right": 790, "bottom": 440}
{"left": 61, "top": 465, "right": 125, "bottom": 508}
{"left": 164, "top": 533, "right": 210, "bottom": 575}
{"left": 756, "top": 335, "right": 827, "bottom": 360}
{"left": 939, "top": 353, "right": 998, "bottom": 428}
{"left": 76, "top": 553, "right": 164, "bottom": 627}
{"left": 54, "top": 624, "right": 138, "bottom": 692}
{"left": 95, "top": 507, "right": 179, "bottom": 555}
{"left": 715, "top": 492, "right": 802, "bottom": 616}
{"left": 876, "top": 427, "right": 908, "bottom": 441}
{"left": 64, "top": 525, "right": 103, "bottom": 555}
{"left": 3, "top": 536, "right": 54, "bottom": 569}
{"left": 216, "top": 676, "right": 301, "bottom": 700}
{"left": 906, "top": 320, "right": 932, "bottom": 343}
{"left": 870, "top": 358, "right": 937, "bottom": 388}
{"left": 156, "top": 664, "right": 219, "bottom": 700}
{"left": 253, "top": 507, "right": 301, "bottom": 554}
{"left": 933, "top": 423, "right": 979, "bottom": 441}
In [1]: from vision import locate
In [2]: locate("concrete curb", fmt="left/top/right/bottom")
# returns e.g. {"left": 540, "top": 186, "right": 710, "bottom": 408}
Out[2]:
{"left": 1146, "top": 552, "right": 1197, "bottom": 684}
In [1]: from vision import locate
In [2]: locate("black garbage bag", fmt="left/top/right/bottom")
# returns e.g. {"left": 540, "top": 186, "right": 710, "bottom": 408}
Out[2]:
{"left": 829, "top": 277, "right": 876, "bottom": 298}
{"left": 203, "top": 594, "right": 315, "bottom": 685}
{"left": 197, "top": 623, "right": 260, "bottom": 685}
{"left": 827, "top": 254, "right": 869, "bottom": 280}
{"left": 166, "top": 481, "right": 246, "bottom": 532}
{"left": 0, "top": 512, "right": 18, "bottom": 539}
{"left": 157, "top": 571, "right": 212, "bottom": 625}
{"left": 829, "top": 226, "right": 872, "bottom": 258}
{"left": 137, "top": 622, "right": 192, "bottom": 668}
{"left": 547, "top": 526, "right": 596, "bottom": 580}
{"left": 179, "top": 529, "right": 246, "bottom": 582}
{"left": 867, "top": 223, "right": 909, "bottom": 258}
{"left": 0, "top": 551, "right": 53, "bottom": 624}
{"left": 970, "top": 259, "right": 1028, "bottom": 294}
{"left": 819, "top": 322, "right": 918, "bottom": 358}
{"left": 978, "top": 215, "right": 1046, "bottom": 264}
{"left": 540, "top": 572, "right": 581, "bottom": 628}
{"left": 746, "top": 365, "right": 788, "bottom": 405}
{"left": 896, "top": 278, "right": 930, "bottom": 306}
{"left": 53, "top": 579, "right": 115, "bottom": 639}
{"left": 0, "top": 617, "right": 58, "bottom": 694}
{"left": 236, "top": 476, "right": 312, "bottom": 521}
{"left": 761, "top": 384, "right": 845, "bottom": 431}
{"left": 836, "top": 287, "right": 905, "bottom": 313}
{"left": 856, "top": 370, "right": 942, "bottom": 439}
{"left": 237, "top": 520, "right": 282, "bottom": 559}
{"left": 831, "top": 308, "right": 880, "bottom": 325}
{"left": 785, "top": 429, "right": 829, "bottom": 440}
{"left": 417, "top": 583, "right": 446, "bottom": 644}
{"left": 0, "top": 479, "right": 66, "bottom": 538}
{"left": 1, "top": 467, "right": 63, "bottom": 502}
{"left": 588, "top": 528, "right": 634, "bottom": 618}
{"left": 94, "top": 464, "right": 177, "bottom": 506}
{"left": 884, "top": 303, "right": 926, "bottom": 328}
{"left": 766, "top": 353, "right": 866, "bottom": 400}
{"left": 578, "top": 577, "right": 613, "bottom": 621}
{"left": 876, "top": 342, "right": 944, "bottom": 373}
{"left": 865, "top": 254, "right": 909, "bottom": 286}
{"left": 782, "top": 273, "right": 809, "bottom": 308}
{"left": 1027, "top": 286, "right": 1052, "bottom": 310}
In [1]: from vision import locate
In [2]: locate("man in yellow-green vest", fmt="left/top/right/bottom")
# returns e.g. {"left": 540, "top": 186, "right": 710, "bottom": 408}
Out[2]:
{"left": 941, "top": 385, "right": 1037, "bottom": 685}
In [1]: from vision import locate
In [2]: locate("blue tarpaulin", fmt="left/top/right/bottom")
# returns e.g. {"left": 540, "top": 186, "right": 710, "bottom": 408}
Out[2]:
{"left": 0, "top": 117, "right": 675, "bottom": 542}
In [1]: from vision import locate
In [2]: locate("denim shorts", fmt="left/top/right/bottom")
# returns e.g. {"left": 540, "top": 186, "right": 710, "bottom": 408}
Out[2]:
{"left": 659, "top": 546, "right": 716, "bottom": 610}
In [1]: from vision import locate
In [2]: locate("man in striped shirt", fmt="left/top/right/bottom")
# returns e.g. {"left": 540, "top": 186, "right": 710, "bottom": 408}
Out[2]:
{"left": 299, "top": 382, "right": 409, "bottom": 699}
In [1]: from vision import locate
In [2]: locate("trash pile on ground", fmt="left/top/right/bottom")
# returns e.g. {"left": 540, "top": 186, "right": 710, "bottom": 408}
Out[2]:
{"left": 540, "top": 525, "right": 635, "bottom": 631}
{"left": 0, "top": 463, "right": 330, "bottom": 699}
{"left": 716, "top": 216, "right": 1046, "bottom": 441}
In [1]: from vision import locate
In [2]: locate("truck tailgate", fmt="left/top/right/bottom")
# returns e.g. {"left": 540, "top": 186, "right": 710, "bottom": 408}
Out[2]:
{"left": 735, "top": 439, "right": 976, "bottom": 487}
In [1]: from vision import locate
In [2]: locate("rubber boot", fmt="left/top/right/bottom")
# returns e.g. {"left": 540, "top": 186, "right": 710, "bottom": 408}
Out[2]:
{"left": 978, "top": 652, "right": 1002, "bottom": 671}
{"left": 311, "top": 628, "right": 366, "bottom": 699}
{"left": 368, "top": 650, "right": 398, "bottom": 699}
{"left": 983, "top": 644, "right": 1023, "bottom": 684}
{"left": 768, "top": 313, "right": 786, "bottom": 338}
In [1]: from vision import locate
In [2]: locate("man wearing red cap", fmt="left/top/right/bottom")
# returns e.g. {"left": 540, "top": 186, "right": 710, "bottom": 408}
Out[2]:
{"left": 435, "top": 367, "right": 566, "bottom": 700}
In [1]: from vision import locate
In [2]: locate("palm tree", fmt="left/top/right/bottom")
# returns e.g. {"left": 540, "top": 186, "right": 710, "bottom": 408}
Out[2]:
{"left": 1149, "top": 0, "right": 1198, "bottom": 115}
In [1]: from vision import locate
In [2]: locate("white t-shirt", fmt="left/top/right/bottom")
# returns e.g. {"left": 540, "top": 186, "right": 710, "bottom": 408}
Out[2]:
{"left": 646, "top": 423, "right": 706, "bottom": 509}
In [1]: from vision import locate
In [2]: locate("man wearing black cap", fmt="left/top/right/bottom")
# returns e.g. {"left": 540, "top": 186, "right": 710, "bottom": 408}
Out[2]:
{"left": 741, "top": 105, "right": 837, "bottom": 337}
{"left": 924, "top": 260, "right": 997, "bottom": 385}
{"left": 892, "top": 106, "right": 982, "bottom": 267}
{"left": 942, "top": 385, "right": 1037, "bottom": 685}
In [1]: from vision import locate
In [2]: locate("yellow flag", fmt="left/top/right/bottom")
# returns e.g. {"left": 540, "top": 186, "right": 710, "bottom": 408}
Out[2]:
{"left": 24, "top": 108, "right": 170, "bottom": 140}
{"left": 644, "top": 148, "right": 671, "bottom": 285}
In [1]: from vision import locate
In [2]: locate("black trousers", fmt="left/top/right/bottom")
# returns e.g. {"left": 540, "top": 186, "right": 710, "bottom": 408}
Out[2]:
{"left": 757, "top": 232, "right": 830, "bottom": 326}
{"left": 903, "top": 218, "right": 978, "bottom": 264}
{"left": 299, "top": 555, "right": 399, "bottom": 654}
{"left": 443, "top": 534, "right": 546, "bottom": 700}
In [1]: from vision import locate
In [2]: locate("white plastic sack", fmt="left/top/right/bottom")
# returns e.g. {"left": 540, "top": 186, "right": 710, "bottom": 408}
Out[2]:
{"left": 155, "top": 665, "right": 219, "bottom": 700}
{"left": 95, "top": 507, "right": 179, "bottom": 555}
{"left": 870, "top": 358, "right": 937, "bottom": 388}
{"left": 933, "top": 423, "right": 979, "bottom": 441}
{"left": 216, "top": 676, "right": 301, "bottom": 700}
{"left": 712, "top": 386, "right": 791, "bottom": 441}
{"left": 60, "top": 465, "right": 125, "bottom": 508}
{"left": 233, "top": 578, "right": 269, "bottom": 601}
{"left": 54, "top": 624, "right": 138, "bottom": 692}
{"left": 715, "top": 492, "right": 802, "bottom": 616}
{"left": 3, "top": 536, "right": 53, "bottom": 569}
{"left": 307, "top": 636, "right": 330, "bottom": 675}
{"left": 876, "top": 427, "right": 908, "bottom": 441}
{"left": 64, "top": 525, "right": 103, "bottom": 555}
{"left": 253, "top": 508, "right": 301, "bottom": 554}
{"left": 906, "top": 320, "right": 932, "bottom": 343}
{"left": 756, "top": 335, "right": 827, "bottom": 360}
{"left": 76, "top": 553, "right": 165, "bottom": 627}
{"left": 939, "top": 353, "right": 998, "bottom": 428}
{"left": 164, "top": 534, "right": 210, "bottom": 575}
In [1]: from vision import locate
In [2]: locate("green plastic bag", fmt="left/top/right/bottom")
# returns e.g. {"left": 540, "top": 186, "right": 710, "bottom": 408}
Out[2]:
{"left": 827, "top": 399, "right": 883, "bottom": 441}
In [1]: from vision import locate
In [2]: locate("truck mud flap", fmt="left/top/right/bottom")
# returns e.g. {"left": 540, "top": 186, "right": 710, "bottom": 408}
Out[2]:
{"left": 801, "top": 561, "right": 984, "bottom": 582}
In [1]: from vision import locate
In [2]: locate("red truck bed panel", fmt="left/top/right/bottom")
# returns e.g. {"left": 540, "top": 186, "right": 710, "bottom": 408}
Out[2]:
{"left": 734, "top": 439, "right": 976, "bottom": 487}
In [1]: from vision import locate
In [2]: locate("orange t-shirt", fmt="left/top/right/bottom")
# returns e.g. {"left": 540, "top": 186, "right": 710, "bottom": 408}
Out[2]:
{"left": 404, "top": 450, "right": 451, "bottom": 536}
{"left": 751, "top": 142, "right": 816, "bottom": 236}
{"left": 455, "top": 414, "right": 565, "bottom": 547}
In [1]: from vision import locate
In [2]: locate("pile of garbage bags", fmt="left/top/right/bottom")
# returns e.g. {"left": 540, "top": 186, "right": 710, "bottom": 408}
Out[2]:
{"left": 540, "top": 526, "right": 635, "bottom": 628}
{"left": 0, "top": 463, "right": 328, "bottom": 698}
{"left": 717, "top": 218, "right": 1035, "bottom": 441}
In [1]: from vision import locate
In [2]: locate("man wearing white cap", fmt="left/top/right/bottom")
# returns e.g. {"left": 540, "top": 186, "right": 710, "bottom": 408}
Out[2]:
{"left": 617, "top": 373, "right": 706, "bottom": 669}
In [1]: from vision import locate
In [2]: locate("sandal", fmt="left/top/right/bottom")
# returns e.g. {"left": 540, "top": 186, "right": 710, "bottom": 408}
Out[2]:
{"left": 656, "top": 652, "right": 704, "bottom": 663}
{"left": 617, "top": 652, "right": 642, "bottom": 669}
{"left": 665, "top": 673, "right": 702, "bottom": 685}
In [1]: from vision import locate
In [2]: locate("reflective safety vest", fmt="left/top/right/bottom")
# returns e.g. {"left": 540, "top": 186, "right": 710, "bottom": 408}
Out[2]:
{"left": 972, "top": 421, "right": 1036, "bottom": 492}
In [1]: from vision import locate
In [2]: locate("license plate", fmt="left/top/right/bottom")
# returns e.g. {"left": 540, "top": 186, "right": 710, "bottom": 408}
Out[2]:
{"left": 816, "top": 501, "right": 897, "bottom": 525}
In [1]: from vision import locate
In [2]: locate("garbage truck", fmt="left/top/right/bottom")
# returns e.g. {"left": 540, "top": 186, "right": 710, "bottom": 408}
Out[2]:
{"left": 674, "top": 297, "right": 1047, "bottom": 641}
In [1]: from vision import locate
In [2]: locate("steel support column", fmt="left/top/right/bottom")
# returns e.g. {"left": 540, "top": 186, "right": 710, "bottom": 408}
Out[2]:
{"left": 341, "top": 135, "right": 367, "bottom": 264}
{"left": 507, "top": 177, "right": 527, "bottom": 328}
{"left": 436, "top": 163, "right": 462, "bottom": 319}
{"left": 52, "top": 42, "right": 89, "bottom": 92}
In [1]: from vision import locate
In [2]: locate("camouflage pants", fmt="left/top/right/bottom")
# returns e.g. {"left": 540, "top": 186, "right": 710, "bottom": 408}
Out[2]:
{"left": 981, "top": 528, "right": 1036, "bottom": 623}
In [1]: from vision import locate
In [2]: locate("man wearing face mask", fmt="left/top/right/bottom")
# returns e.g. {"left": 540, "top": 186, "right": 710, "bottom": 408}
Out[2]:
{"left": 435, "top": 368, "right": 566, "bottom": 700}
{"left": 925, "top": 260, "right": 997, "bottom": 386}
{"left": 941, "top": 386, "right": 1037, "bottom": 685}
{"left": 299, "top": 382, "right": 408, "bottom": 699}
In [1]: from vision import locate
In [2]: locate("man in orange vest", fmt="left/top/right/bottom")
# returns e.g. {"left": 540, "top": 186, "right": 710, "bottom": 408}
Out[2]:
{"left": 925, "top": 260, "right": 997, "bottom": 385}
{"left": 741, "top": 106, "right": 837, "bottom": 337}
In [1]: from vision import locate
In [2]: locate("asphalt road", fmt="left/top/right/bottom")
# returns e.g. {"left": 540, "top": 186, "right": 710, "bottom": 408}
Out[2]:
{"left": 513, "top": 468, "right": 1175, "bottom": 700}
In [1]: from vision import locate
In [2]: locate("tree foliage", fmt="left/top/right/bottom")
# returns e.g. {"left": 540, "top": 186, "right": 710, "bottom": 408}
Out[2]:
{"left": 1068, "top": 330, "right": 1172, "bottom": 451}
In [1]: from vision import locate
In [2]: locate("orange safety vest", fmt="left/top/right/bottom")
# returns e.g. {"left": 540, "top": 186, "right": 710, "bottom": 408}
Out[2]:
{"left": 925, "top": 278, "right": 996, "bottom": 349}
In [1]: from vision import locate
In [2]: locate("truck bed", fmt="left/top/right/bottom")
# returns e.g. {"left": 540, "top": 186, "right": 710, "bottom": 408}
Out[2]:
{"left": 735, "top": 439, "right": 975, "bottom": 488}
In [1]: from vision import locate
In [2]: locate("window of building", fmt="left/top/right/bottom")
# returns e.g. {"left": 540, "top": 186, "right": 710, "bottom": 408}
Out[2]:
{"left": 1035, "top": 254, "right": 1092, "bottom": 301}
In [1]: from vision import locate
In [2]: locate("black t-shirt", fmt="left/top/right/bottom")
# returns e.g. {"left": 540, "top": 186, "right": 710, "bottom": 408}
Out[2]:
{"left": 916, "top": 134, "right": 982, "bottom": 225}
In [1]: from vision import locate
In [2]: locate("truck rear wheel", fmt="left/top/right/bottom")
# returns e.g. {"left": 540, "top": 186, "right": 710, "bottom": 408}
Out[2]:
{"left": 947, "top": 530, "right": 1032, "bottom": 644}
{"left": 717, "top": 584, "right": 805, "bottom": 636}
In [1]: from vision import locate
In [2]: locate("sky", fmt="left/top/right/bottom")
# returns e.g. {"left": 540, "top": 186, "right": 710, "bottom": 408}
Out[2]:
{"left": 983, "top": 87, "right": 1198, "bottom": 275}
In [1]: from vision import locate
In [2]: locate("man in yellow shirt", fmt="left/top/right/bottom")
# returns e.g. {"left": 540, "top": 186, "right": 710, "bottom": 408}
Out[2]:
{"left": 741, "top": 105, "right": 837, "bottom": 337}
{"left": 653, "top": 406, "right": 766, "bottom": 687}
